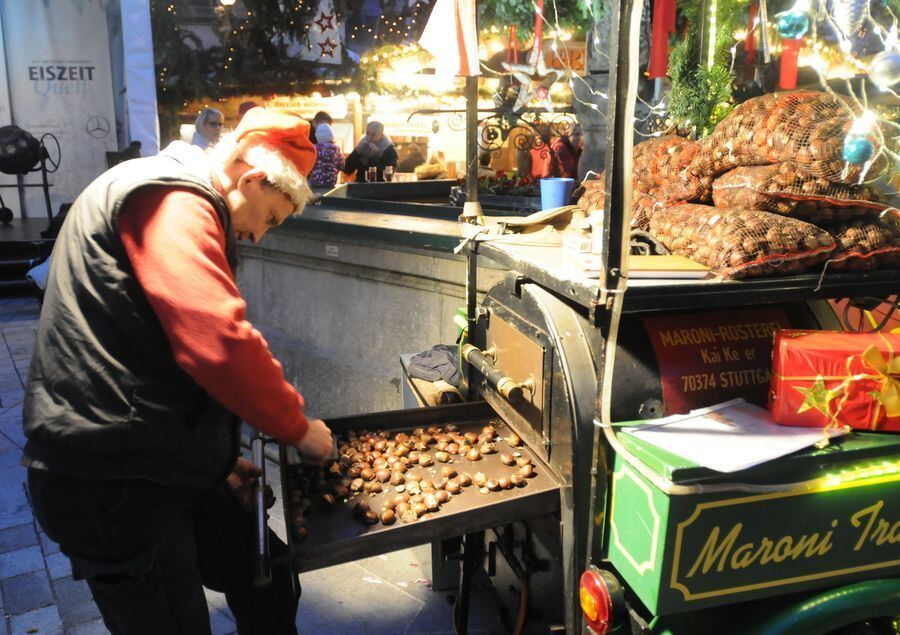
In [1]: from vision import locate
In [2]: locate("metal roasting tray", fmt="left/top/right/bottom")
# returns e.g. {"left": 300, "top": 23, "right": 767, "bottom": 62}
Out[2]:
{"left": 278, "top": 402, "right": 561, "bottom": 574}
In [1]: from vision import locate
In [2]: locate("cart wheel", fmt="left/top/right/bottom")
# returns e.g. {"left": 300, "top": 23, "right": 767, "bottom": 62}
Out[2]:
{"left": 0, "top": 206, "right": 12, "bottom": 224}
{"left": 827, "top": 617, "right": 897, "bottom": 635}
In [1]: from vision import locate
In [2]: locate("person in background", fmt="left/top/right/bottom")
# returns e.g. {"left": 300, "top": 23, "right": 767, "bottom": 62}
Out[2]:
{"left": 308, "top": 111, "right": 333, "bottom": 144}
{"left": 192, "top": 108, "right": 225, "bottom": 149}
{"left": 396, "top": 142, "right": 426, "bottom": 173}
{"left": 238, "top": 101, "right": 259, "bottom": 123}
{"left": 342, "top": 121, "right": 398, "bottom": 182}
{"left": 551, "top": 125, "right": 583, "bottom": 179}
{"left": 477, "top": 150, "right": 496, "bottom": 179}
{"left": 24, "top": 108, "right": 332, "bottom": 635}
{"left": 308, "top": 122, "right": 344, "bottom": 189}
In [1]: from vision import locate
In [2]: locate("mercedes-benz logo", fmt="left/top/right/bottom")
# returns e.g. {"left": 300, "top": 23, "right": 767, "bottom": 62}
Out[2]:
{"left": 86, "top": 115, "right": 110, "bottom": 139}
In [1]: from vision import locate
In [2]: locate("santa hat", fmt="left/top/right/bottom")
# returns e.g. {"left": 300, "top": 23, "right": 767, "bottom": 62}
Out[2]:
{"left": 220, "top": 108, "right": 316, "bottom": 210}
{"left": 234, "top": 107, "right": 317, "bottom": 176}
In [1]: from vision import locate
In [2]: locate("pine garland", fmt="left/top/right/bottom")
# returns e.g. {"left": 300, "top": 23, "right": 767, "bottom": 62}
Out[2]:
{"left": 479, "top": 0, "right": 598, "bottom": 37}
{"left": 668, "top": 0, "right": 749, "bottom": 137}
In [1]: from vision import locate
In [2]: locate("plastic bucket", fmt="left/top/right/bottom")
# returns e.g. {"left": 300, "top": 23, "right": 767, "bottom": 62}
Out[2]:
{"left": 540, "top": 177, "right": 575, "bottom": 210}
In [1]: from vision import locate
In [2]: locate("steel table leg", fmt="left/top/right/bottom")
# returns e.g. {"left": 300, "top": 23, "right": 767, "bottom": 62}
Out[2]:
{"left": 453, "top": 531, "right": 485, "bottom": 635}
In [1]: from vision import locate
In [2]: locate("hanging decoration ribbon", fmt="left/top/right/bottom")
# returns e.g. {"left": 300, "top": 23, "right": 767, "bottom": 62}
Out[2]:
{"left": 648, "top": 0, "right": 677, "bottom": 78}
{"left": 745, "top": 0, "right": 759, "bottom": 64}
{"left": 859, "top": 345, "right": 900, "bottom": 417}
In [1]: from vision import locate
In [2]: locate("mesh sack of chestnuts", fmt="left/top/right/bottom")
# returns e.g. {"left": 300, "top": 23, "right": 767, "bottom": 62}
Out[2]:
{"left": 822, "top": 217, "right": 900, "bottom": 272}
{"left": 576, "top": 174, "right": 679, "bottom": 231}
{"left": 632, "top": 135, "right": 713, "bottom": 202}
{"left": 692, "top": 91, "right": 889, "bottom": 185}
{"left": 648, "top": 203, "right": 837, "bottom": 278}
{"left": 711, "top": 164, "right": 891, "bottom": 224}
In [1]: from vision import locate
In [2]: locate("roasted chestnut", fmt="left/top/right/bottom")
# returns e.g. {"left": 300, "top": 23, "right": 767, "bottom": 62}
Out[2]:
{"left": 480, "top": 443, "right": 497, "bottom": 455}
{"left": 500, "top": 453, "right": 516, "bottom": 466}
{"left": 376, "top": 469, "right": 391, "bottom": 483}
{"left": 420, "top": 479, "right": 435, "bottom": 492}
{"left": 510, "top": 474, "right": 526, "bottom": 487}
{"left": 515, "top": 456, "right": 532, "bottom": 467}
{"left": 396, "top": 502, "right": 411, "bottom": 516}
{"left": 458, "top": 473, "right": 473, "bottom": 487}
{"left": 373, "top": 458, "right": 388, "bottom": 470}
{"left": 464, "top": 432, "right": 479, "bottom": 444}
{"left": 519, "top": 464, "right": 536, "bottom": 478}
{"left": 364, "top": 510, "right": 380, "bottom": 525}
{"left": 412, "top": 502, "right": 428, "bottom": 517}
{"left": 507, "top": 433, "right": 522, "bottom": 447}
{"left": 435, "top": 451, "right": 450, "bottom": 463}
{"left": 486, "top": 478, "right": 501, "bottom": 491}
{"left": 473, "top": 472, "right": 487, "bottom": 487}
{"left": 348, "top": 466, "right": 362, "bottom": 479}
{"left": 363, "top": 482, "right": 383, "bottom": 494}
{"left": 446, "top": 480, "right": 461, "bottom": 494}
{"left": 466, "top": 448, "right": 481, "bottom": 461}
{"left": 418, "top": 454, "right": 433, "bottom": 467}
{"left": 350, "top": 478, "right": 365, "bottom": 492}
{"left": 360, "top": 467, "right": 375, "bottom": 481}
{"left": 424, "top": 494, "right": 441, "bottom": 512}
{"left": 435, "top": 440, "right": 449, "bottom": 452}
{"left": 435, "top": 490, "right": 450, "bottom": 504}
{"left": 374, "top": 439, "right": 387, "bottom": 452}
{"left": 380, "top": 509, "right": 396, "bottom": 525}
{"left": 427, "top": 425, "right": 441, "bottom": 435}
{"left": 408, "top": 451, "right": 420, "bottom": 463}
{"left": 441, "top": 466, "right": 457, "bottom": 479}
{"left": 393, "top": 493, "right": 411, "bottom": 506}
{"left": 498, "top": 477, "right": 512, "bottom": 490}
{"left": 446, "top": 443, "right": 460, "bottom": 455}
{"left": 482, "top": 425, "right": 496, "bottom": 439}
{"left": 390, "top": 471, "right": 406, "bottom": 486}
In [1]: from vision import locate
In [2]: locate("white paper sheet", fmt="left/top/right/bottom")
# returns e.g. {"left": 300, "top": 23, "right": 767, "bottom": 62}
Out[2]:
{"left": 622, "top": 399, "right": 848, "bottom": 473}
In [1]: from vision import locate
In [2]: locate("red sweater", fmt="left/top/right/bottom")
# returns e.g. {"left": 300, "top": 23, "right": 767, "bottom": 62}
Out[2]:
{"left": 118, "top": 188, "right": 309, "bottom": 445}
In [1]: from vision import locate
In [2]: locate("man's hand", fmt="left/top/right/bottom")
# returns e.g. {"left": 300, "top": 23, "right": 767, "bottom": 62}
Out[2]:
{"left": 226, "top": 456, "right": 274, "bottom": 512}
{"left": 294, "top": 418, "right": 334, "bottom": 461}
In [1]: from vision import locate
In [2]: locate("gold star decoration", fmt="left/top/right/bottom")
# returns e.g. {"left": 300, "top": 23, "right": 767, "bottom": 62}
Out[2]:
{"left": 501, "top": 47, "right": 563, "bottom": 112}
{"left": 318, "top": 37, "right": 338, "bottom": 57}
{"left": 315, "top": 12, "right": 335, "bottom": 32}
{"left": 793, "top": 376, "right": 841, "bottom": 417}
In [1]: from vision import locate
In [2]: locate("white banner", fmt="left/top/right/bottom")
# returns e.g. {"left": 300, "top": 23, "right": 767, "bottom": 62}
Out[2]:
{"left": 1, "top": 0, "right": 117, "bottom": 219}
{"left": 0, "top": 6, "right": 20, "bottom": 218}
{"left": 298, "top": 0, "right": 343, "bottom": 65}
{"left": 120, "top": 0, "right": 159, "bottom": 155}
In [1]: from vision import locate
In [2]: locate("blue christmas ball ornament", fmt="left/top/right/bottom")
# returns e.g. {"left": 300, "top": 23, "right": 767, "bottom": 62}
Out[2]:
{"left": 777, "top": 10, "right": 810, "bottom": 39}
{"left": 842, "top": 135, "right": 874, "bottom": 164}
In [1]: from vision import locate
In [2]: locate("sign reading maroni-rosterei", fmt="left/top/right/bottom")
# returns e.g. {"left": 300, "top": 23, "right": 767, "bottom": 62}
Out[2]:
{"left": 670, "top": 479, "right": 900, "bottom": 602}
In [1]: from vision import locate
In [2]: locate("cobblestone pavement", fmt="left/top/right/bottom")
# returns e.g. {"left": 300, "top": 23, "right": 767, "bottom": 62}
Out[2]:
{"left": 0, "top": 297, "right": 504, "bottom": 635}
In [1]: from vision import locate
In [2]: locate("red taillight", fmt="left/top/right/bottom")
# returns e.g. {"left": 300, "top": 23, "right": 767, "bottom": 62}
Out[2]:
{"left": 579, "top": 567, "right": 619, "bottom": 634}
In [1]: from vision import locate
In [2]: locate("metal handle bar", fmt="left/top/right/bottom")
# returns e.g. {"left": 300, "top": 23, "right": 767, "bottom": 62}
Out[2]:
{"left": 250, "top": 432, "right": 272, "bottom": 589}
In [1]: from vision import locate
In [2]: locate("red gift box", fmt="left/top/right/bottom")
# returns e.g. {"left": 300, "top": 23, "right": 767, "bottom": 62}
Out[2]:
{"left": 769, "top": 330, "right": 900, "bottom": 432}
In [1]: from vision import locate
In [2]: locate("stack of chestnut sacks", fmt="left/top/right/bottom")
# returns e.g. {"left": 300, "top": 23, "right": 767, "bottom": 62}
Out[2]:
{"left": 577, "top": 90, "right": 898, "bottom": 278}
{"left": 286, "top": 423, "right": 537, "bottom": 540}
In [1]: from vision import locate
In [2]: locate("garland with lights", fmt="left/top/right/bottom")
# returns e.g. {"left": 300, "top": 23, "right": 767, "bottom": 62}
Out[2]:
{"left": 479, "top": 0, "right": 597, "bottom": 37}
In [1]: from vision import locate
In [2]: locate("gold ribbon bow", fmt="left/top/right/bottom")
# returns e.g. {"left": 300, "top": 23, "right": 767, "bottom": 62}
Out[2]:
{"left": 860, "top": 345, "right": 900, "bottom": 418}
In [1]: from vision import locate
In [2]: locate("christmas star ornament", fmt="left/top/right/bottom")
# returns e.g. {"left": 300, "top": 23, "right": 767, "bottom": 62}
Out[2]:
{"left": 794, "top": 376, "right": 841, "bottom": 417}
{"left": 502, "top": 48, "right": 563, "bottom": 112}
{"left": 315, "top": 12, "right": 335, "bottom": 32}
{"left": 318, "top": 37, "right": 338, "bottom": 57}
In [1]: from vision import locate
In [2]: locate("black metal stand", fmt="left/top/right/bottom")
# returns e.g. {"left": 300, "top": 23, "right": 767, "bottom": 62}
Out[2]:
{"left": 0, "top": 156, "right": 55, "bottom": 222}
{"left": 453, "top": 531, "right": 485, "bottom": 635}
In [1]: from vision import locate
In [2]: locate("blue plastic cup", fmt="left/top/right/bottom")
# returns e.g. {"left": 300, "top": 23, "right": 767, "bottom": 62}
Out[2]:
{"left": 540, "top": 177, "right": 575, "bottom": 210}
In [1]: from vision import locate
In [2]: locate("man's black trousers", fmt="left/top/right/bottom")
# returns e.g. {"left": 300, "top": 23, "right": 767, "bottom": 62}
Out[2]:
{"left": 28, "top": 469, "right": 299, "bottom": 635}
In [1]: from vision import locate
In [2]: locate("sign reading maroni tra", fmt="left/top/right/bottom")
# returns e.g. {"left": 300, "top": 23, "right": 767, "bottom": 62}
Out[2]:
{"left": 670, "top": 476, "right": 900, "bottom": 603}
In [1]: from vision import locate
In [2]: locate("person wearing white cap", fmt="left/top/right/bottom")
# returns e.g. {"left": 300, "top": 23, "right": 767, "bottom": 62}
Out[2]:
{"left": 308, "top": 122, "right": 344, "bottom": 189}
